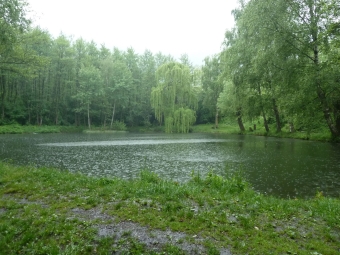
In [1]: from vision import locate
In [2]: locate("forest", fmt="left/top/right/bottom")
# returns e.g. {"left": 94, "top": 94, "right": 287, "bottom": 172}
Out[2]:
{"left": 1, "top": 0, "right": 340, "bottom": 138}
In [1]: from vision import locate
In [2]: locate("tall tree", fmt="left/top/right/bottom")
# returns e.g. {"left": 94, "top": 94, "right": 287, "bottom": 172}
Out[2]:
{"left": 75, "top": 64, "right": 103, "bottom": 129}
{"left": 72, "top": 38, "right": 87, "bottom": 125}
{"left": 201, "top": 55, "right": 224, "bottom": 128}
{"left": 225, "top": 0, "right": 340, "bottom": 138}
{"left": 154, "top": 52, "right": 175, "bottom": 69}
{"left": 50, "top": 34, "right": 74, "bottom": 125}
{"left": 218, "top": 80, "right": 246, "bottom": 132}
{"left": 139, "top": 50, "right": 157, "bottom": 125}
{"left": 0, "top": 0, "right": 30, "bottom": 54}
{"left": 123, "top": 48, "right": 141, "bottom": 126}
{"left": 0, "top": 1, "right": 46, "bottom": 122}
{"left": 24, "top": 28, "right": 52, "bottom": 125}
{"left": 111, "top": 60, "right": 132, "bottom": 127}
{"left": 151, "top": 62, "right": 197, "bottom": 133}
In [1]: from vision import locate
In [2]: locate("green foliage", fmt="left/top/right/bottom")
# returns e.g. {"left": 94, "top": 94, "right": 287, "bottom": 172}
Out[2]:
{"left": 0, "top": 2, "right": 160, "bottom": 129}
{"left": 110, "top": 120, "right": 127, "bottom": 131}
{"left": 192, "top": 123, "right": 335, "bottom": 142}
{"left": 0, "top": 0, "right": 30, "bottom": 50}
{"left": 78, "top": 65, "right": 102, "bottom": 103}
{"left": 191, "top": 170, "right": 247, "bottom": 194}
{"left": 0, "top": 124, "right": 23, "bottom": 134}
{"left": 1, "top": 0, "right": 339, "bottom": 138}
{"left": 151, "top": 62, "right": 197, "bottom": 133}
{"left": 219, "top": 0, "right": 340, "bottom": 138}
{"left": 0, "top": 124, "right": 86, "bottom": 134}
{"left": 139, "top": 169, "right": 160, "bottom": 184}
{"left": 201, "top": 55, "right": 224, "bottom": 126}
{"left": 173, "top": 107, "right": 196, "bottom": 133}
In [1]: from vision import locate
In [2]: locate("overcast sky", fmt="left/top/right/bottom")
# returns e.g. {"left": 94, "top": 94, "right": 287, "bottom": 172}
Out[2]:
{"left": 26, "top": 0, "right": 238, "bottom": 66}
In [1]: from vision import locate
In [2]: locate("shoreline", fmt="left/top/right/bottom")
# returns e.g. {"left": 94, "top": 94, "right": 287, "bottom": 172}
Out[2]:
{"left": 0, "top": 123, "right": 337, "bottom": 143}
{"left": 1, "top": 163, "right": 339, "bottom": 254}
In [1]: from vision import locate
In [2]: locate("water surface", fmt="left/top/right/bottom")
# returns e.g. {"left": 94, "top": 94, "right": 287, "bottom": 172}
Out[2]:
{"left": 1, "top": 132, "right": 339, "bottom": 198}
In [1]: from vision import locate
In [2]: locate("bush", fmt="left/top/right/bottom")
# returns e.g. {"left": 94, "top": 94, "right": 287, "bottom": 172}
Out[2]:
{"left": 0, "top": 124, "right": 23, "bottom": 134}
{"left": 111, "top": 121, "right": 127, "bottom": 131}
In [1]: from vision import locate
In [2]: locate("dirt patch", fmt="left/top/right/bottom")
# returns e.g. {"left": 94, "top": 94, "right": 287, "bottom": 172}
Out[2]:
{"left": 70, "top": 207, "right": 232, "bottom": 255}
{"left": 2, "top": 196, "right": 232, "bottom": 254}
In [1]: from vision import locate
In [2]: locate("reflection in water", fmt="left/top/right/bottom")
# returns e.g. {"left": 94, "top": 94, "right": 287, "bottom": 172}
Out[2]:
{"left": 0, "top": 132, "right": 340, "bottom": 198}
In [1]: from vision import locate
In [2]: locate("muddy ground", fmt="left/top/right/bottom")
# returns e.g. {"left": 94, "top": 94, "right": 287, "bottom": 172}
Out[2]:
{"left": 3, "top": 196, "right": 232, "bottom": 254}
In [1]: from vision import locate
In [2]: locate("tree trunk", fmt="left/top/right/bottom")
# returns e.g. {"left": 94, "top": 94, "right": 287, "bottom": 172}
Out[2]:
{"left": 214, "top": 107, "right": 219, "bottom": 129}
{"left": 272, "top": 98, "right": 281, "bottom": 132}
{"left": 110, "top": 102, "right": 116, "bottom": 129}
{"left": 317, "top": 87, "right": 339, "bottom": 138}
{"left": 1, "top": 100, "right": 4, "bottom": 121}
{"left": 335, "top": 102, "right": 340, "bottom": 134}
{"left": 74, "top": 112, "right": 79, "bottom": 126}
{"left": 256, "top": 83, "right": 269, "bottom": 133}
{"left": 289, "top": 122, "right": 295, "bottom": 133}
{"left": 55, "top": 109, "right": 59, "bottom": 125}
{"left": 37, "top": 113, "right": 42, "bottom": 126}
{"left": 27, "top": 97, "right": 31, "bottom": 124}
{"left": 103, "top": 114, "right": 106, "bottom": 128}
{"left": 309, "top": 2, "right": 339, "bottom": 138}
{"left": 262, "top": 110, "right": 269, "bottom": 133}
{"left": 1, "top": 75, "right": 6, "bottom": 120}
{"left": 236, "top": 108, "right": 245, "bottom": 132}
{"left": 87, "top": 103, "right": 91, "bottom": 129}
{"left": 313, "top": 42, "right": 339, "bottom": 137}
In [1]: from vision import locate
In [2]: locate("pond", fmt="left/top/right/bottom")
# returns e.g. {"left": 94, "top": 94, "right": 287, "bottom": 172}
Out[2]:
{"left": 1, "top": 132, "right": 339, "bottom": 198}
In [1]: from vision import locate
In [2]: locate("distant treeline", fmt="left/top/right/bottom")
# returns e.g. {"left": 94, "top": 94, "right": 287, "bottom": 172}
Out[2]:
{"left": 1, "top": 0, "right": 339, "bottom": 138}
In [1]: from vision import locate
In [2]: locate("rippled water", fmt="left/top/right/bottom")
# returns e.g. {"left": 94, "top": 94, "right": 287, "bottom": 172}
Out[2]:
{"left": 1, "top": 132, "right": 339, "bottom": 198}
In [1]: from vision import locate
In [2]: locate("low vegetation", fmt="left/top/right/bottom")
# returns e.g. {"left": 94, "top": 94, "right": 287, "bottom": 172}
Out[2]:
{"left": 192, "top": 122, "right": 335, "bottom": 142}
{"left": 1, "top": 162, "right": 339, "bottom": 254}
{"left": 0, "top": 124, "right": 84, "bottom": 134}
{"left": 0, "top": 121, "right": 336, "bottom": 144}
{"left": 0, "top": 122, "right": 155, "bottom": 134}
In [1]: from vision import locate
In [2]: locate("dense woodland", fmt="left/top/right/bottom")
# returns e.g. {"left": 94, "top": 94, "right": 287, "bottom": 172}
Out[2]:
{"left": 1, "top": 0, "right": 340, "bottom": 138}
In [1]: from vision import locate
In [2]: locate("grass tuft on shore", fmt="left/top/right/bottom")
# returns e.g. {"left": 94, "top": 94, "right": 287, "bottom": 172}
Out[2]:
{"left": 0, "top": 162, "right": 339, "bottom": 254}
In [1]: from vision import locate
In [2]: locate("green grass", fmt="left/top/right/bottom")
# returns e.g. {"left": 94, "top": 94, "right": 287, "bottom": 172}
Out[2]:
{"left": 192, "top": 123, "right": 335, "bottom": 142}
{"left": 0, "top": 123, "right": 163, "bottom": 134}
{"left": 0, "top": 124, "right": 84, "bottom": 134}
{"left": 192, "top": 123, "right": 241, "bottom": 134}
{"left": 83, "top": 130, "right": 128, "bottom": 134}
{"left": 1, "top": 122, "right": 335, "bottom": 143}
{"left": 0, "top": 162, "right": 339, "bottom": 254}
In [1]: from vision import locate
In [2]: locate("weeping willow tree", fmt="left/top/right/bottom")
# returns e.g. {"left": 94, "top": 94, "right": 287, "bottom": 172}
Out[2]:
{"left": 151, "top": 62, "right": 197, "bottom": 133}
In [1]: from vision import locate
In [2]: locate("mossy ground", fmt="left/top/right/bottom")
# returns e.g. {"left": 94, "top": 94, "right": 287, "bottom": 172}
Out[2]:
{"left": 1, "top": 163, "right": 339, "bottom": 254}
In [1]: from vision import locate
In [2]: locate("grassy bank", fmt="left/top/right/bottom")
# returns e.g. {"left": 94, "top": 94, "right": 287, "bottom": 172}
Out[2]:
{"left": 0, "top": 124, "right": 162, "bottom": 135}
{"left": 0, "top": 163, "right": 339, "bottom": 254}
{"left": 0, "top": 124, "right": 84, "bottom": 134}
{"left": 0, "top": 123, "right": 335, "bottom": 143}
{"left": 192, "top": 123, "right": 335, "bottom": 142}
{"left": 83, "top": 130, "right": 129, "bottom": 134}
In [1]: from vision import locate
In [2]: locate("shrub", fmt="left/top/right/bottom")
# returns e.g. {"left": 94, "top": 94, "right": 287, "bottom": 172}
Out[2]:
{"left": 111, "top": 121, "right": 127, "bottom": 131}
